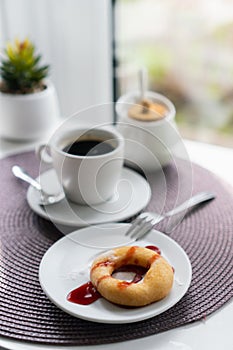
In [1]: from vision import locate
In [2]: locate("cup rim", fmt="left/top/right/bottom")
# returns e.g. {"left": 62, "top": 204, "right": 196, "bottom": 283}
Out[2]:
{"left": 52, "top": 126, "right": 124, "bottom": 159}
{"left": 116, "top": 90, "right": 176, "bottom": 126}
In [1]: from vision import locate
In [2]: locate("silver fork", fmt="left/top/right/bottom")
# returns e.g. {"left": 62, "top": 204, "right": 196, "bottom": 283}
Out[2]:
{"left": 125, "top": 191, "right": 215, "bottom": 241}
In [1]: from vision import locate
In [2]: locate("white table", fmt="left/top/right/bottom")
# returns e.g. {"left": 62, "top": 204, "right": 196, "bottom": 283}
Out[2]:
{"left": 0, "top": 138, "right": 233, "bottom": 350}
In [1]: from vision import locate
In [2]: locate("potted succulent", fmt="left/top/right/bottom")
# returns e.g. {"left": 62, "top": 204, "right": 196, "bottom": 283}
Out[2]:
{"left": 0, "top": 38, "right": 60, "bottom": 140}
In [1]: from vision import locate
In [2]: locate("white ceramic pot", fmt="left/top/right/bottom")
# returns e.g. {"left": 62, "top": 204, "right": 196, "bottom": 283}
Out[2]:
{"left": 116, "top": 91, "right": 179, "bottom": 172}
{"left": 0, "top": 80, "right": 60, "bottom": 141}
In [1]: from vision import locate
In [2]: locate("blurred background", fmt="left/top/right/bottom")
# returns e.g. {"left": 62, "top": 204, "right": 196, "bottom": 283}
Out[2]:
{"left": 0, "top": 0, "right": 233, "bottom": 148}
{"left": 114, "top": 0, "right": 233, "bottom": 147}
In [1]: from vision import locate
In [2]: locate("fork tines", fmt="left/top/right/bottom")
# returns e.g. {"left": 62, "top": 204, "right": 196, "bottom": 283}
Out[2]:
{"left": 126, "top": 214, "right": 156, "bottom": 241}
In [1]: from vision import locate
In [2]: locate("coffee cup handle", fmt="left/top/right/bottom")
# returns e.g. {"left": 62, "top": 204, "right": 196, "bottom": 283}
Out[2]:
{"left": 36, "top": 144, "right": 53, "bottom": 164}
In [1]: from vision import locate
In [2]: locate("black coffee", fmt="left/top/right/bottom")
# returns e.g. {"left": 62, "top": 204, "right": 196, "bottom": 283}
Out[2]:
{"left": 63, "top": 139, "right": 114, "bottom": 156}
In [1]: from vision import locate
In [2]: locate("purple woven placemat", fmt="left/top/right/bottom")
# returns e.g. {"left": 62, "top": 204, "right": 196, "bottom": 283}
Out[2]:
{"left": 0, "top": 151, "right": 233, "bottom": 345}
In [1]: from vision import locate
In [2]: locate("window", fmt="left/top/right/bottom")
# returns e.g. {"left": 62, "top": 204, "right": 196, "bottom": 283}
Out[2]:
{"left": 114, "top": 0, "right": 233, "bottom": 147}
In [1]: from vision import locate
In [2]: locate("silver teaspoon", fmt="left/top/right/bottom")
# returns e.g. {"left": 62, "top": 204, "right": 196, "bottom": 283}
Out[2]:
{"left": 12, "top": 165, "right": 65, "bottom": 205}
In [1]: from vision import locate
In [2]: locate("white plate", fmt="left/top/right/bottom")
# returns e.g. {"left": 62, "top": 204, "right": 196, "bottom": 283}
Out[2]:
{"left": 39, "top": 223, "right": 192, "bottom": 324}
{"left": 27, "top": 167, "right": 151, "bottom": 228}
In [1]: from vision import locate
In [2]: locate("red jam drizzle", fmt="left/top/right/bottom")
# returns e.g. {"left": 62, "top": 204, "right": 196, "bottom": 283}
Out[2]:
{"left": 90, "top": 260, "right": 113, "bottom": 273}
{"left": 145, "top": 245, "right": 161, "bottom": 255}
{"left": 121, "top": 246, "right": 138, "bottom": 266}
{"left": 114, "top": 264, "right": 148, "bottom": 286}
{"left": 67, "top": 281, "right": 101, "bottom": 305}
{"left": 67, "top": 245, "right": 165, "bottom": 305}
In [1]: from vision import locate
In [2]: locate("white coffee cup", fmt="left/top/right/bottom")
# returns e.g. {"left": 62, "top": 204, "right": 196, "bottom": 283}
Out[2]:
{"left": 37, "top": 126, "right": 124, "bottom": 205}
{"left": 116, "top": 91, "right": 178, "bottom": 172}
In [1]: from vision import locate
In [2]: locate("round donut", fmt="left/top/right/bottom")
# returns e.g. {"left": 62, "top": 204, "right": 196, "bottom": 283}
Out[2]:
{"left": 90, "top": 246, "right": 174, "bottom": 307}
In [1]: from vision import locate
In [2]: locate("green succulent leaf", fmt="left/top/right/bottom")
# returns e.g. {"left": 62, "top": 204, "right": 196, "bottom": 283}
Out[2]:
{"left": 0, "top": 38, "right": 50, "bottom": 94}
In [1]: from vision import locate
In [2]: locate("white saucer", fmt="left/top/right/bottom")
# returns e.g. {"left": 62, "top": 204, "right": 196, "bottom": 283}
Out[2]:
{"left": 27, "top": 168, "right": 151, "bottom": 228}
{"left": 39, "top": 223, "right": 192, "bottom": 324}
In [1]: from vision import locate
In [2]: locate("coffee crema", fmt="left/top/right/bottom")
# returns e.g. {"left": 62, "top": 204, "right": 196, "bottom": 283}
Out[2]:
{"left": 63, "top": 139, "right": 114, "bottom": 157}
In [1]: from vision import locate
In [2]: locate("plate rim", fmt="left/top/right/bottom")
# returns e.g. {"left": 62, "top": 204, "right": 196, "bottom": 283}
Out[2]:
{"left": 39, "top": 223, "right": 192, "bottom": 324}
{"left": 27, "top": 167, "right": 151, "bottom": 227}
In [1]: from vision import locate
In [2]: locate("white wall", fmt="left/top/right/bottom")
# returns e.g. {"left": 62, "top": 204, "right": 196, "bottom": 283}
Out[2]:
{"left": 0, "top": 0, "right": 113, "bottom": 121}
